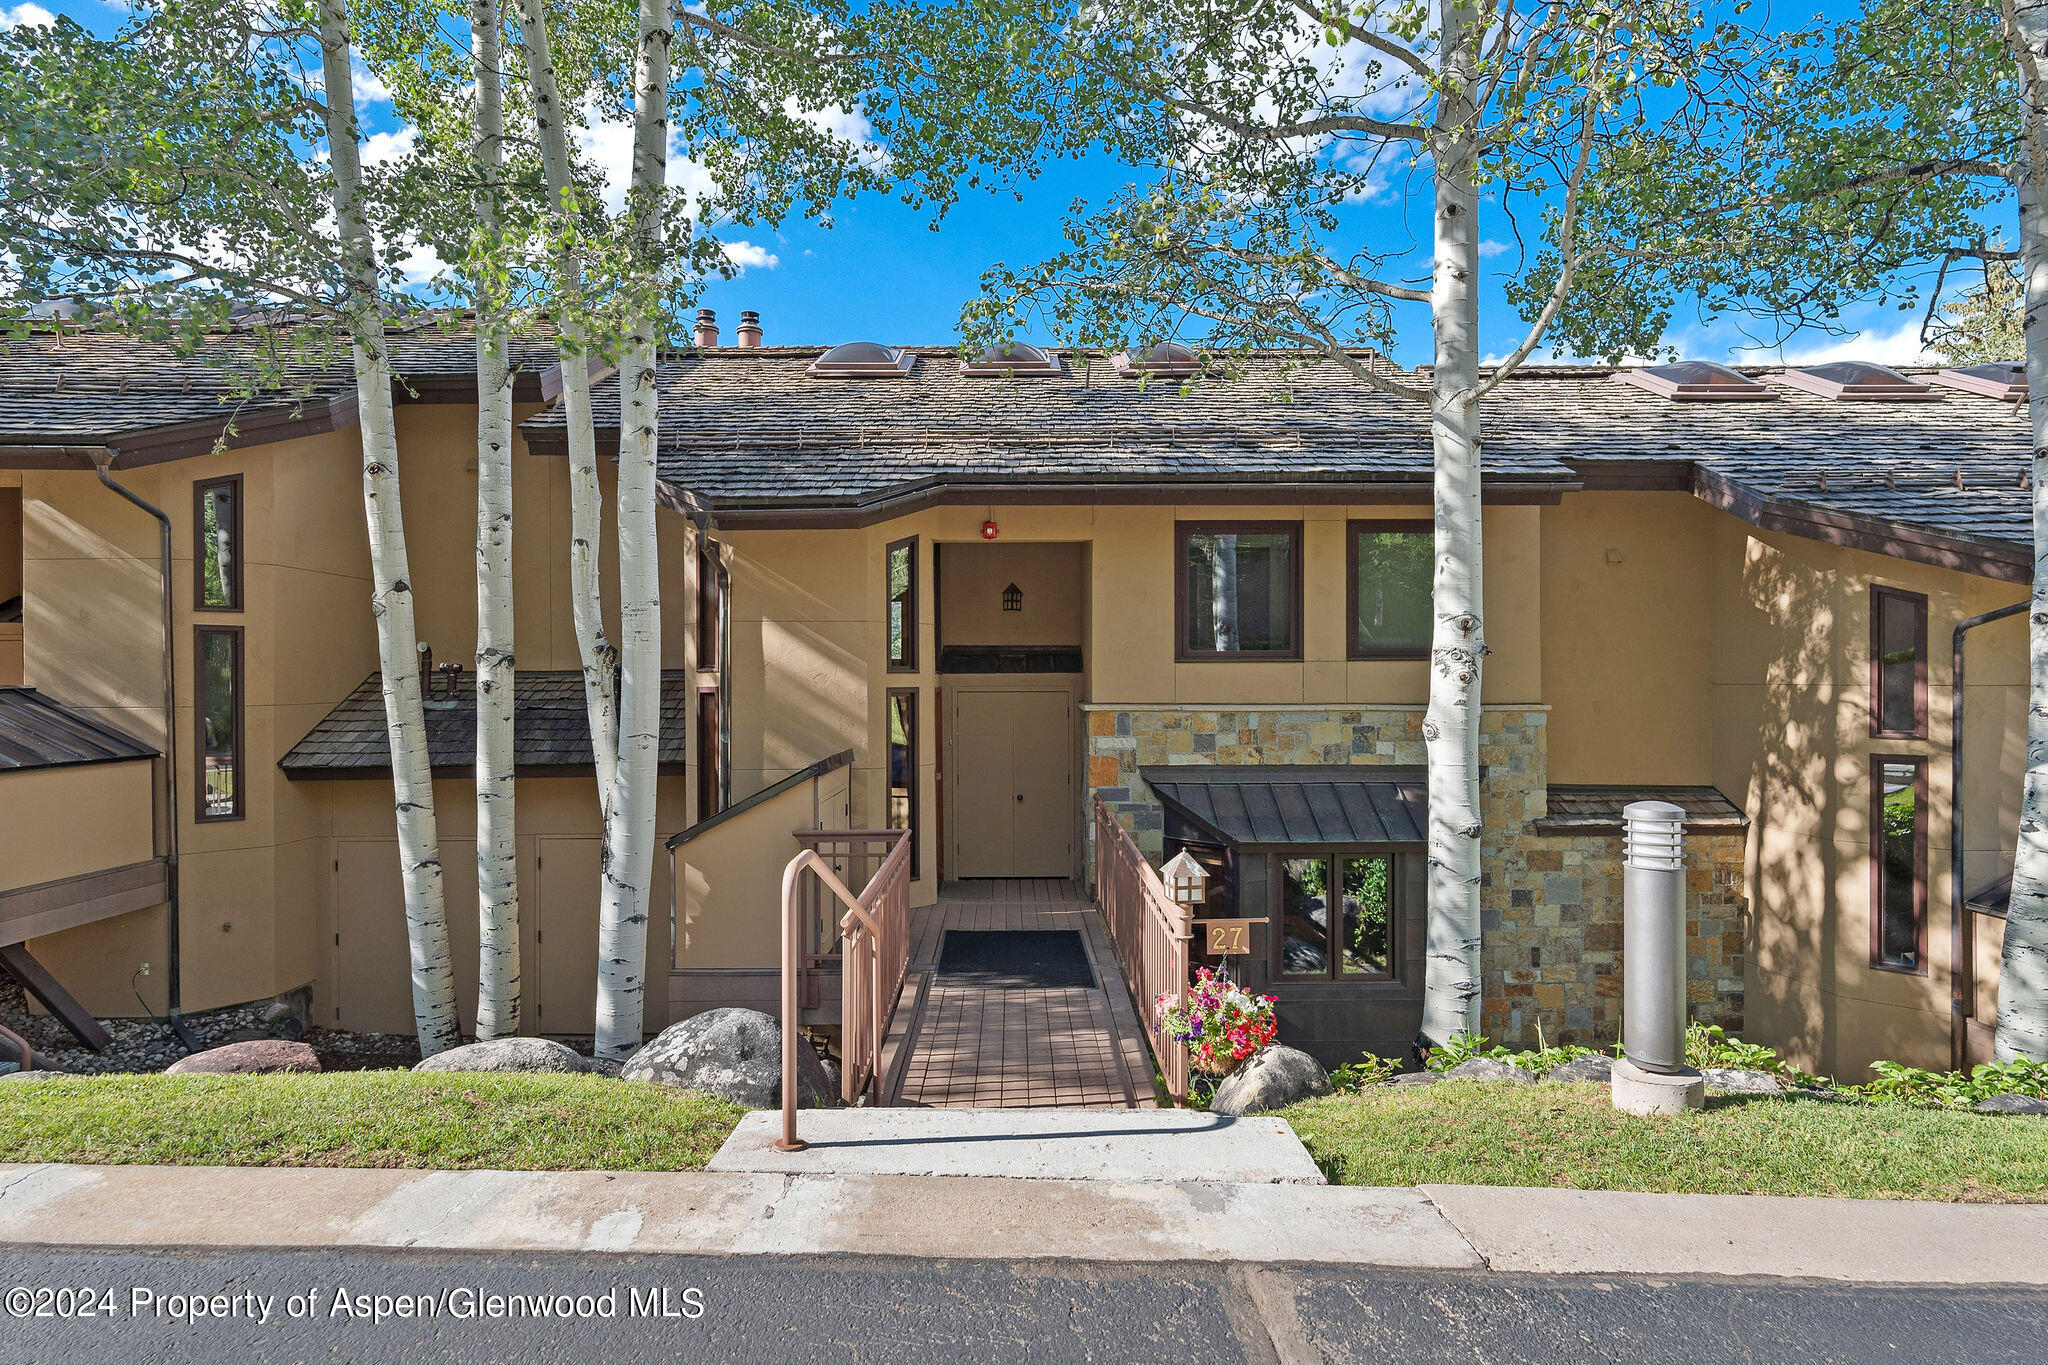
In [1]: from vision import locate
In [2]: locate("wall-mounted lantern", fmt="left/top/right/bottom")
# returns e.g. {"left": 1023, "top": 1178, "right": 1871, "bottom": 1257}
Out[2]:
{"left": 1002, "top": 582, "right": 1023, "bottom": 612}
{"left": 1160, "top": 849, "right": 1210, "bottom": 910}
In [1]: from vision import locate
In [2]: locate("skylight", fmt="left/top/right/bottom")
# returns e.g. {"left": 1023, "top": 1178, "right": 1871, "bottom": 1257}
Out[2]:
{"left": 1111, "top": 341, "right": 1203, "bottom": 379}
{"left": 1614, "top": 360, "right": 1776, "bottom": 401}
{"left": 1774, "top": 361, "right": 1937, "bottom": 401}
{"left": 806, "top": 342, "right": 915, "bottom": 379}
{"left": 1930, "top": 362, "right": 2027, "bottom": 402}
{"left": 960, "top": 342, "right": 1063, "bottom": 377}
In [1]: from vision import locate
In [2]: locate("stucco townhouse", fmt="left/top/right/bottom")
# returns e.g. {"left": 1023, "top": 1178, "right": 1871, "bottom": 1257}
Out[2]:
{"left": 0, "top": 316, "right": 2030, "bottom": 1081}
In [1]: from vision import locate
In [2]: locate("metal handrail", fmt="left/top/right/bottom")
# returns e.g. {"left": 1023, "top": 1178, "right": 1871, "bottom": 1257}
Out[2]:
{"left": 775, "top": 829, "right": 912, "bottom": 1151}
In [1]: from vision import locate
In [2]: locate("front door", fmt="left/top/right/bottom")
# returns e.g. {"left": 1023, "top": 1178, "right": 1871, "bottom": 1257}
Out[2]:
{"left": 534, "top": 837, "right": 601, "bottom": 1036}
{"left": 950, "top": 689, "right": 1073, "bottom": 877}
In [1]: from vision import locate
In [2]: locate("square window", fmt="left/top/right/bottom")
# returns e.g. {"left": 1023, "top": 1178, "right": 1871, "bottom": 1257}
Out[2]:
{"left": 1178, "top": 523, "right": 1300, "bottom": 659}
{"left": 1348, "top": 522, "right": 1432, "bottom": 658}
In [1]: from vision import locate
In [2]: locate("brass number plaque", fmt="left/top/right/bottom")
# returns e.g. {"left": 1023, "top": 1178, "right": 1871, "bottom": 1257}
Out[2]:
{"left": 1194, "top": 918, "right": 1265, "bottom": 956}
{"left": 1205, "top": 922, "right": 1251, "bottom": 956}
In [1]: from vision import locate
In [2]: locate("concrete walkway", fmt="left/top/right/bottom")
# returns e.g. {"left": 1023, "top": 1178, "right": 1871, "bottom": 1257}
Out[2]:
{"left": 4, "top": 1162, "right": 2046, "bottom": 1283}
{"left": 710, "top": 1107, "right": 1324, "bottom": 1183}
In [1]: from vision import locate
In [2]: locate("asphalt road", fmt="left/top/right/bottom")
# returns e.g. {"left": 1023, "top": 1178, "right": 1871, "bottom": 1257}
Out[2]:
{"left": 3, "top": 1247, "right": 2045, "bottom": 1364}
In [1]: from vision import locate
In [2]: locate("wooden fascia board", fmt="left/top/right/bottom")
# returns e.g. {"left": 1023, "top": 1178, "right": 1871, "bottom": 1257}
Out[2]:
{"left": 101, "top": 393, "right": 359, "bottom": 469}
{"left": 0, "top": 857, "right": 169, "bottom": 948}
{"left": 663, "top": 476, "right": 1578, "bottom": 530}
{"left": 1691, "top": 466, "right": 2030, "bottom": 584}
{"left": 282, "top": 760, "right": 689, "bottom": 781}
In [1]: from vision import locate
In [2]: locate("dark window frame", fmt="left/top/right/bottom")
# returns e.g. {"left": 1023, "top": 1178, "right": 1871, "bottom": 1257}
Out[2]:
{"left": 1346, "top": 519, "right": 1434, "bottom": 660}
{"left": 1174, "top": 520, "right": 1305, "bottom": 662}
{"left": 695, "top": 537, "right": 722, "bottom": 672}
{"left": 1868, "top": 585, "right": 1928, "bottom": 739}
{"left": 1868, "top": 753, "right": 1930, "bottom": 976}
{"left": 194, "top": 623, "right": 245, "bottom": 823}
{"left": 886, "top": 687, "right": 920, "bottom": 880}
{"left": 192, "top": 474, "right": 243, "bottom": 613}
{"left": 886, "top": 536, "right": 918, "bottom": 673}
{"left": 1269, "top": 845, "right": 1404, "bottom": 983}
{"left": 696, "top": 685, "right": 724, "bottom": 819}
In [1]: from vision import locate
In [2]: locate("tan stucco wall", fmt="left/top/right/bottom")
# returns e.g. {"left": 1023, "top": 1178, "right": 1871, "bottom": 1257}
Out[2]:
{"left": 1704, "top": 518, "right": 2027, "bottom": 1078}
{"left": 674, "top": 762, "right": 853, "bottom": 971}
{"left": 936, "top": 541, "right": 1086, "bottom": 647}
{"left": 0, "top": 761, "right": 155, "bottom": 893}
{"left": 1541, "top": 492, "right": 1715, "bottom": 785}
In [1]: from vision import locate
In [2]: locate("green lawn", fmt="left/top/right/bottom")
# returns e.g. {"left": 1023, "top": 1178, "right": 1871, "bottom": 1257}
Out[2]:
{"left": 0, "top": 1072, "right": 744, "bottom": 1171}
{"left": 1282, "top": 1082, "right": 2048, "bottom": 1201}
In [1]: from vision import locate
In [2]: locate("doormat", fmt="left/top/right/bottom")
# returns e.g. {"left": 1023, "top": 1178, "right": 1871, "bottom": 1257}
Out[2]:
{"left": 936, "top": 930, "right": 1098, "bottom": 990}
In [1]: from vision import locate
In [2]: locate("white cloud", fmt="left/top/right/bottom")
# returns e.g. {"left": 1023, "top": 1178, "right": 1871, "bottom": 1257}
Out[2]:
{"left": 360, "top": 126, "right": 417, "bottom": 168}
{"left": 0, "top": 3, "right": 54, "bottom": 28}
{"left": 575, "top": 109, "right": 637, "bottom": 213}
{"left": 1734, "top": 319, "right": 1937, "bottom": 368}
{"left": 720, "top": 240, "right": 779, "bottom": 272}
{"left": 393, "top": 244, "right": 446, "bottom": 285}
{"left": 352, "top": 63, "right": 392, "bottom": 107}
{"left": 781, "top": 98, "right": 892, "bottom": 172}
{"left": 1478, "top": 239, "right": 1513, "bottom": 259}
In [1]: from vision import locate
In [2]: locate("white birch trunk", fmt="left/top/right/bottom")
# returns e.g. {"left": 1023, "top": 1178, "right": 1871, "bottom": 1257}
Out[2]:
{"left": 316, "top": 0, "right": 461, "bottom": 1054}
{"left": 513, "top": 0, "right": 619, "bottom": 814}
{"left": 593, "top": 0, "right": 671, "bottom": 1059}
{"left": 1418, "top": 3, "right": 1488, "bottom": 1048}
{"left": 471, "top": 0, "right": 519, "bottom": 1040}
{"left": 1997, "top": 0, "right": 2048, "bottom": 1062}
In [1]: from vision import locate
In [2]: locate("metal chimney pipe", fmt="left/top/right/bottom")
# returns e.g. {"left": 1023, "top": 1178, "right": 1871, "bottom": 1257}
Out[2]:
{"left": 736, "top": 310, "right": 762, "bottom": 348}
{"left": 1622, "top": 799, "right": 1688, "bottom": 1073}
{"left": 693, "top": 308, "right": 719, "bottom": 349}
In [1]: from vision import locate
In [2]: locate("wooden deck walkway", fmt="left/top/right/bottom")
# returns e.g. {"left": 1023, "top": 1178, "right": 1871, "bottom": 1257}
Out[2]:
{"left": 879, "top": 879, "right": 1159, "bottom": 1109}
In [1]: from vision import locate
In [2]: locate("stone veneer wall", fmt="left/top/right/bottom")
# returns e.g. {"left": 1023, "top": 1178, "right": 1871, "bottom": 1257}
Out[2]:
{"left": 1083, "top": 703, "right": 1747, "bottom": 1050}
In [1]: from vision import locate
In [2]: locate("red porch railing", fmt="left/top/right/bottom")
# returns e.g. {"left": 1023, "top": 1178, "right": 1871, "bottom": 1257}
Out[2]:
{"left": 1093, "top": 796, "right": 1193, "bottom": 1105}
{"left": 775, "top": 829, "right": 912, "bottom": 1150}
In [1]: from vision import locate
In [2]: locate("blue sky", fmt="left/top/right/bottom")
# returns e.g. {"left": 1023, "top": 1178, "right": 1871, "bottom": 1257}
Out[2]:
{"left": 11, "top": 0, "right": 1949, "bottom": 368}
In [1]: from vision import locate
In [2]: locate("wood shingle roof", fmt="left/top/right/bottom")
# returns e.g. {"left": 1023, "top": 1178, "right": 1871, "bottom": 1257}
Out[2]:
{"left": 278, "top": 671, "right": 690, "bottom": 779}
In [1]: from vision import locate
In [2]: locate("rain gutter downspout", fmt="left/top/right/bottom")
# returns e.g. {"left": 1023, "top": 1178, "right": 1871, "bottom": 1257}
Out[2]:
{"left": 92, "top": 455, "right": 199, "bottom": 1053}
{"left": 1951, "top": 600, "right": 2028, "bottom": 1071}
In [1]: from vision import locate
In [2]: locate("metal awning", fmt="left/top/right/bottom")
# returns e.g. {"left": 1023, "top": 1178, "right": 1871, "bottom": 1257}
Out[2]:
{"left": 1139, "top": 765, "right": 1425, "bottom": 847}
{"left": 0, "top": 687, "right": 157, "bottom": 772}
{"left": 1968, "top": 874, "right": 2010, "bottom": 918}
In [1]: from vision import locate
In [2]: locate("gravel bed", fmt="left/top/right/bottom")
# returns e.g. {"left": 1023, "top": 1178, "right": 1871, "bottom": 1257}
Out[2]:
{"left": 0, "top": 977, "right": 618, "bottom": 1075}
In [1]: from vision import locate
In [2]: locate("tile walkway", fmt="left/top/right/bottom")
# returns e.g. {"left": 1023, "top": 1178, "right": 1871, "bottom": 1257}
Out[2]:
{"left": 883, "top": 879, "right": 1159, "bottom": 1110}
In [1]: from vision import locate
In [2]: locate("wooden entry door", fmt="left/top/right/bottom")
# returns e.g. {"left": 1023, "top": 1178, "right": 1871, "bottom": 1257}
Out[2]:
{"left": 334, "top": 838, "right": 479, "bottom": 1035}
{"left": 950, "top": 689, "right": 1074, "bottom": 877}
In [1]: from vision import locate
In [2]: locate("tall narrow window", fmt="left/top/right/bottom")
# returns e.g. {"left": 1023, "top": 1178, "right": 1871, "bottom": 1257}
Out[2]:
{"left": 1177, "top": 522, "right": 1301, "bottom": 660}
{"left": 195, "top": 625, "right": 243, "bottom": 821}
{"left": 1274, "top": 850, "right": 1397, "bottom": 980}
{"left": 696, "top": 686, "right": 724, "bottom": 818}
{"left": 886, "top": 537, "right": 917, "bottom": 672}
{"left": 886, "top": 688, "right": 919, "bottom": 879}
{"left": 696, "top": 538, "right": 722, "bottom": 672}
{"left": 1870, "top": 586, "right": 1927, "bottom": 738}
{"left": 1871, "top": 756, "right": 1928, "bottom": 973}
{"left": 1348, "top": 521, "right": 1433, "bottom": 659}
{"left": 193, "top": 475, "right": 241, "bottom": 611}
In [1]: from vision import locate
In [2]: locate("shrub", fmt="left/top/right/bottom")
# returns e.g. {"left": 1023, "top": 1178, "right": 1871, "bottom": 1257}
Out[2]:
{"left": 1330, "top": 1051, "right": 1399, "bottom": 1092}
{"left": 1861, "top": 1058, "right": 2048, "bottom": 1107}
{"left": 1424, "top": 1029, "right": 1599, "bottom": 1078}
{"left": 1156, "top": 968, "right": 1277, "bottom": 1076}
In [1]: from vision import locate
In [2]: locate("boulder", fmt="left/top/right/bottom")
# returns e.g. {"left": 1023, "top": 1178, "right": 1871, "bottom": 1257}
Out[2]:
{"left": 1443, "top": 1057, "right": 1534, "bottom": 1084}
{"left": 1976, "top": 1093, "right": 2048, "bottom": 1116}
{"left": 581, "top": 1056, "right": 624, "bottom": 1079}
{"left": 1544, "top": 1055, "right": 1614, "bottom": 1085}
{"left": 1388, "top": 1070, "right": 1441, "bottom": 1087}
{"left": 0, "top": 1069, "right": 62, "bottom": 1082}
{"left": 1209, "top": 1046, "right": 1334, "bottom": 1116}
{"left": 619, "top": 1008, "right": 834, "bottom": 1109}
{"left": 1702, "top": 1066, "right": 1784, "bottom": 1096}
{"left": 414, "top": 1037, "right": 599, "bottom": 1076}
{"left": 166, "top": 1039, "right": 320, "bottom": 1076}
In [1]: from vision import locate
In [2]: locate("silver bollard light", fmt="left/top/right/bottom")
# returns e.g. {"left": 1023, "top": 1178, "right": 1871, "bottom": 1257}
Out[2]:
{"left": 1621, "top": 799, "right": 1689, "bottom": 1075}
